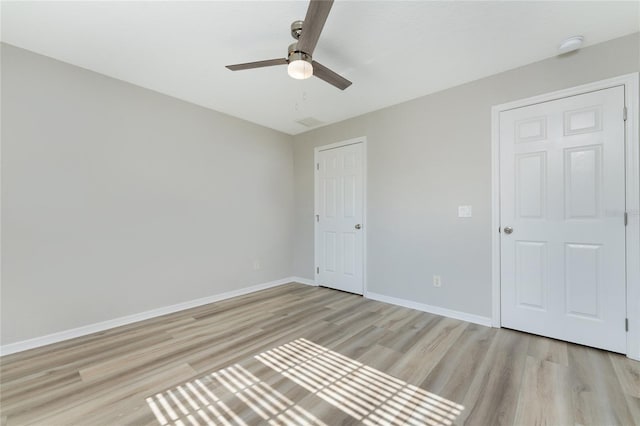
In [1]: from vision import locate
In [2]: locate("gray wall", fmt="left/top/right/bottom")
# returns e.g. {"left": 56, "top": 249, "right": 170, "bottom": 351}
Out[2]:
{"left": 293, "top": 32, "right": 640, "bottom": 318}
{"left": 3, "top": 32, "right": 639, "bottom": 346}
{"left": 1, "top": 44, "right": 294, "bottom": 345}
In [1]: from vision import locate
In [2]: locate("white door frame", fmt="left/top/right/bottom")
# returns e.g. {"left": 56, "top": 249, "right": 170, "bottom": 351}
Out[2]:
{"left": 491, "top": 73, "right": 640, "bottom": 360}
{"left": 314, "top": 137, "right": 368, "bottom": 295}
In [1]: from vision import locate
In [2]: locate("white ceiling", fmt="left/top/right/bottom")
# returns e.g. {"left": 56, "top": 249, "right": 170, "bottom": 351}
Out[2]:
{"left": 2, "top": 1, "right": 638, "bottom": 135}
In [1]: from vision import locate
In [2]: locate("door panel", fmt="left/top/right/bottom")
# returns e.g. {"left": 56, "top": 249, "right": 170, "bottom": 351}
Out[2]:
{"left": 564, "top": 145, "right": 602, "bottom": 219}
{"left": 565, "top": 243, "right": 601, "bottom": 318}
{"left": 317, "top": 143, "right": 364, "bottom": 295}
{"left": 500, "top": 86, "right": 626, "bottom": 353}
{"left": 515, "top": 241, "right": 547, "bottom": 310}
{"left": 323, "top": 232, "right": 336, "bottom": 272}
{"left": 516, "top": 152, "right": 546, "bottom": 218}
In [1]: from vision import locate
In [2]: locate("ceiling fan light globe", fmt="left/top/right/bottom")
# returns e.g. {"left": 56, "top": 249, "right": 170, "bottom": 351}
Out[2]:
{"left": 288, "top": 59, "right": 313, "bottom": 80}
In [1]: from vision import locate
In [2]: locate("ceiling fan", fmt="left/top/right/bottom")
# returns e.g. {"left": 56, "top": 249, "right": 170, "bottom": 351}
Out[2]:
{"left": 225, "top": 0, "right": 352, "bottom": 90}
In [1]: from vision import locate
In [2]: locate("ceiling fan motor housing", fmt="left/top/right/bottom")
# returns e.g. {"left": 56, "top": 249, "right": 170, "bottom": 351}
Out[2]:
{"left": 288, "top": 21, "right": 311, "bottom": 64}
{"left": 288, "top": 42, "right": 312, "bottom": 64}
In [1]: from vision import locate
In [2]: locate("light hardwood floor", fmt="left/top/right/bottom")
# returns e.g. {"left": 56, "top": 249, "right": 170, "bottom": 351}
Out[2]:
{"left": 1, "top": 283, "right": 638, "bottom": 425}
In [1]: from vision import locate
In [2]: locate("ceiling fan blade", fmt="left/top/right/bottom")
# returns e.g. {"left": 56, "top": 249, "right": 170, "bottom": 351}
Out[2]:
{"left": 312, "top": 61, "right": 352, "bottom": 90}
{"left": 226, "top": 58, "right": 287, "bottom": 71}
{"left": 297, "top": 0, "right": 334, "bottom": 56}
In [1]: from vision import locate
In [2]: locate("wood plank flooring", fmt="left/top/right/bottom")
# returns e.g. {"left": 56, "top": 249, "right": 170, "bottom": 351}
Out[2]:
{"left": 1, "top": 283, "right": 638, "bottom": 425}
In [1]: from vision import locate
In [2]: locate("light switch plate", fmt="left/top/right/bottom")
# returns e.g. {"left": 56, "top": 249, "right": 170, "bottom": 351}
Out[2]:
{"left": 458, "top": 205, "right": 472, "bottom": 218}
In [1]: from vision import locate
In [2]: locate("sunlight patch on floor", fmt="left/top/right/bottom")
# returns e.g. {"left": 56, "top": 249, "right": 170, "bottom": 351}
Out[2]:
{"left": 255, "top": 338, "right": 464, "bottom": 426}
{"left": 147, "top": 338, "right": 463, "bottom": 426}
{"left": 146, "top": 363, "right": 326, "bottom": 426}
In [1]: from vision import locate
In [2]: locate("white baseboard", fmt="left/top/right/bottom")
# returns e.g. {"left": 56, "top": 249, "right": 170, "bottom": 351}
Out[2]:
{"left": 366, "top": 291, "right": 492, "bottom": 327}
{"left": 0, "top": 277, "right": 298, "bottom": 357}
{"left": 2, "top": 279, "right": 486, "bottom": 356}
{"left": 291, "top": 276, "right": 317, "bottom": 286}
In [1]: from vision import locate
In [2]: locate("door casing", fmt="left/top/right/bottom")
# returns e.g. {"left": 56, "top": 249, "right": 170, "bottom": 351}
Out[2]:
{"left": 314, "top": 137, "right": 368, "bottom": 296}
{"left": 491, "top": 73, "right": 640, "bottom": 360}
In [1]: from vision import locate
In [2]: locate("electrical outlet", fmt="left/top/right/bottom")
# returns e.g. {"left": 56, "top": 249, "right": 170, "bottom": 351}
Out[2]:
{"left": 433, "top": 275, "right": 442, "bottom": 287}
{"left": 253, "top": 260, "right": 261, "bottom": 270}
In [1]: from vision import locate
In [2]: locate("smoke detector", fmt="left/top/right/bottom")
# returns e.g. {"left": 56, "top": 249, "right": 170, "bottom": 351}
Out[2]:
{"left": 558, "top": 36, "right": 584, "bottom": 54}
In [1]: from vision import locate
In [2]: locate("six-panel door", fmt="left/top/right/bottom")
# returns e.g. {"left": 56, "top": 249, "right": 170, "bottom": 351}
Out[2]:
{"left": 500, "top": 86, "right": 626, "bottom": 353}
{"left": 317, "top": 143, "right": 364, "bottom": 295}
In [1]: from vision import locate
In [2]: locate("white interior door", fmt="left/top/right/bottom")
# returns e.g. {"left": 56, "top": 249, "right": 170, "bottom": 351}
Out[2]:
{"left": 316, "top": 143, "right": 364, "bottom": 295}
{"left": 500, "top": 86, "right": 626, "bottom": 353}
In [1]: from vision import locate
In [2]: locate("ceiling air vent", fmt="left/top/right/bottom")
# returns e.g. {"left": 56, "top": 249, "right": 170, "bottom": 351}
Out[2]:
{"left": 296, "top": 117, "right": 324, "bottom": 128}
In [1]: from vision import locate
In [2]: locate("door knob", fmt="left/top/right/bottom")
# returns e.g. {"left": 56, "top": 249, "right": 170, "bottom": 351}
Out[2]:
{"left": 504, "top": 226, "right": 513, "bottom": 235}
{"left": 355, "top": 224, "right": 361, "bottom": 230}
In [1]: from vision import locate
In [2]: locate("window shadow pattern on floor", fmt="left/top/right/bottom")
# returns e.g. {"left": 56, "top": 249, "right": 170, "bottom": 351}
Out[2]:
{"left": 255, "top": 338, "right": 464, "bottom": 426}
{"left": 146, "top": 362, "right": 326, "bottom": 426}
{"left": 147, "top": 338, "right": 463, "bottom": 426}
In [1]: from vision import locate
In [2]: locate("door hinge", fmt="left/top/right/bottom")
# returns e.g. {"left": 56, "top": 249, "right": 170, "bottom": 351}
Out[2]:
{"left": 316, "top": 214, "right": 319, "bottom": 222}
{"left": 316, "top": 267, "right": 319, "bottom": 274}
{"left": 316, "top": 163, "right": 319, "bottom": 171}
{"left": 624, "top": 212, "right": 628, "bottom": 226}
{"left": 623, "top": 106, "right": 628, "bottom": 122}
{"left": 498, "top": 227, "right": 501, "bottom": 233}
{"left": 626, "top": 318, "right": 629, "bottom": 332}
